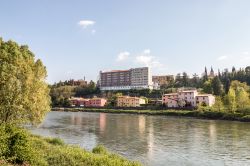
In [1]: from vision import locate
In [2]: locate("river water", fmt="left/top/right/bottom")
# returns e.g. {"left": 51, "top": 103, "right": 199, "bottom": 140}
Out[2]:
{"left": 29, "top": 111, "right": 250, "bottom": 166}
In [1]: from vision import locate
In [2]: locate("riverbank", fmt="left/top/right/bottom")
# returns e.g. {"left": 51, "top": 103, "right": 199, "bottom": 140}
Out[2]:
{"left": 52, "top": 107, "right": 250, "bottom": 122}
{"left": 0, "top": 125, "right": 141, "bottom": 166}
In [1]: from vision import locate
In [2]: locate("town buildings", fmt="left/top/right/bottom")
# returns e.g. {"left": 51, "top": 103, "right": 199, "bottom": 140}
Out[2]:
{"left": 99, "top": 67, "right": 153, "bottom": 90}
{"left": 196, "top": 94, "right": 215, "bottom": 107}
{"left": 152, "top": 75, "right": 174, "bottom": 87}
{"left": 117, "top": 96, "right": 146, "bottom": 107}
{"left": 162, "top": 89, "right": 215, "bottom": 107}
{"left": 69, "top": 97, "right": 107, "bottom": 107}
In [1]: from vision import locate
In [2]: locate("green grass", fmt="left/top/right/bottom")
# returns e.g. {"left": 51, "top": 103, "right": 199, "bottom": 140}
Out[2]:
{"left": 0, "top": 125, "right": 141, "bottom": 166}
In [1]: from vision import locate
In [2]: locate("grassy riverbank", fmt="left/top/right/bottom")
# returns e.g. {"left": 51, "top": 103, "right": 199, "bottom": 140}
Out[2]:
{"left": 53, "top": 107, "right": 250, "bottom": 122}
{"left": 0, "top": 125, "right": 140, "bottom": 166}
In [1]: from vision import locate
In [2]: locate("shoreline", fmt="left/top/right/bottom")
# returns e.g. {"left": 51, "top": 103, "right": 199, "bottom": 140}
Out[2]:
{"left": 52, "top": 107, "right": 250, "bottom": 122}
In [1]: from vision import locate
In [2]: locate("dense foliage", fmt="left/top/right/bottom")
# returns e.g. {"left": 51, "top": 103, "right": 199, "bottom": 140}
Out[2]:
{"left": 0, "top": 39, "right": 50, "bottom": 124}
{"left": 0, "top": 125, "right": 140, "bottom": 166}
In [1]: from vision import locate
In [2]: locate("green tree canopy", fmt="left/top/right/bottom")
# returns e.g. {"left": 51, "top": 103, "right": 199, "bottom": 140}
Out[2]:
{"left": 227, "top": 88, "right": 236, "bottom": 112}
{"left": 211, "top": 76, "right": 223, "bottom": 96}
{"left": 202, "top": 80, "right": 213, "bottom": 94}
{"left": 0, "top": 38, "right": 50, "bottom": 124}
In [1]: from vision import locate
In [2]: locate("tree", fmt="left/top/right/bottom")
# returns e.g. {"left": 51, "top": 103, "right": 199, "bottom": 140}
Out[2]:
{"left": 203, "top": 67, "right": 208, "bottom": 81}
{"left": 212, "top": 96, "right": 224, "bottom": 112}
{"left": 182, "top": 72, "right": 189, "bottom": 87}
{"left": 230, "top": 80, "right": 249, "bottom": 92}
{"left": 236, "top": 87, "right": 250, "bottom": 109}
{"left": 0, "top": 39, "right": 51, "bottom": 124}
{"left": 202, "top": 80, "right": 213, "bottom": 94}
{"left": 107, "top": 93, "right": 122, "bottom": 106}
{"left": 225, "top": 78, "right": 231, "bottom": 94}
{"left": 211, "top": 76, "right": 223, "bottom": 96}
{"left": 227, "top": 88, "right": 236, "bottom": 112}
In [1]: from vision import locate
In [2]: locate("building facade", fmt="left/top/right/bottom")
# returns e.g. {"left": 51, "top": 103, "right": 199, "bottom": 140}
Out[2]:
{"left": 117, "top": 96, "right": 146, "bottom": 107}
{"left": 99, "top": 67, "right": 153, "bottom": 90}
{"left": 162, "top": 89, "right": 215, "bottom": 107}
{"left": 196, "top": 95, "right": 215, "bottom": 107}
{"left": 70, "top": 97, "right": 107, "bottom": 107}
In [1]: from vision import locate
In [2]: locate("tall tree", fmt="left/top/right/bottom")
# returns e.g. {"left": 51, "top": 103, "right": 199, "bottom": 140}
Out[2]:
{"left": 0, "top": 39, "right": 51, "bottom": 124}
{"left": 225, "top": 78, "right": 231, "bottom": 94}
{"left": 212, "top": 96, "right": 224, "bottom": 112}
{"left": 227, "top": 88, "right": 236, "bottom": 112}
{"left": 202, "top": 80, "right": 213, "bottom": 94}
{"left": 203, "top": 67, "right": 208, "bottom": 81}
{"left": 211, "top": 76, "right": 223, "bottom": 96}
{"left": 236, "top": 87, "right": 250, "bottom": 109}
{"left": 182, "top": 72, "right": 189, "bottom": 87}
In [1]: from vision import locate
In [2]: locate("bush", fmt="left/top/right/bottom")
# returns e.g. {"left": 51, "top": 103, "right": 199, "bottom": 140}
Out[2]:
{"left": 0, "top": 127, "right": 140, "bottom": 166}
{"left": 237, "top": 106, "right": 250, "bottom": 115}
{"left": 0, "top": 125, "right": 45, "bottom": 165}
{"left": 92, "top": 145, "right": 108, "bottom": 155}
{"left": 241, "top": 115, "right": 250, "bottom": 122}
{"left": 45, "top": 137, "right": 65, "bottom": 146}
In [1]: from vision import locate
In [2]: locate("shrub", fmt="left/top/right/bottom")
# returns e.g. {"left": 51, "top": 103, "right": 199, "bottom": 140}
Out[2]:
{"left": 0, "top": 125, "right": 46, "bottom": 165}
{"left": 241, "top": 115, "right": 250, "bottom": 122}
{"left": 92, "top": 145, "right": 108, "bottom": 155}
{"left": 46, "top": 137, "right": 65, "bottom": 146}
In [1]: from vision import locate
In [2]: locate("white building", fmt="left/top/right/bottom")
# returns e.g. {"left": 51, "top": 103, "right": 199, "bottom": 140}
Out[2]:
{"left": 195, "top": 94, "right": 215, "bottom": 107}
{"left": 162, "top": 89, "right": 215, "bottom": 107}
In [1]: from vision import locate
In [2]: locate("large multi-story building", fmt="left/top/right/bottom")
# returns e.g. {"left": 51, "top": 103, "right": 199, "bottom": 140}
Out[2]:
{"left": 99, "top": 67, "right": 153, "bottom": 90}
{"left": 162, "top": 89, "right": 215, "bottom": 107}
{"left": 117, "top": 96, "right": 146, "bottom": 107}
{"left": 152, "top": 75, "right": 174, "bottom": 86}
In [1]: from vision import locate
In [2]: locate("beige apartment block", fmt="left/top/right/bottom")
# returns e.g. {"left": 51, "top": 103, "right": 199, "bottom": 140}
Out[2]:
{"left": 117, "top": 96, "right": 146, "bottom": 107}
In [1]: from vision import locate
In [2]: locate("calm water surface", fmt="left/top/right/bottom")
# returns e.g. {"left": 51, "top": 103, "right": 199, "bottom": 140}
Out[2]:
{"left": 29, "top": 111, "right": 250, "bottom": 166}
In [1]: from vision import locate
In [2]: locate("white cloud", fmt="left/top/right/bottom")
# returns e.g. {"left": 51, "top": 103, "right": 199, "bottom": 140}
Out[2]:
{"left": 143, "top": 49, "right": 151, "bottom": 54}
{"left": 242, "top": 51, "right": 249, "bottom": 55}
{"left": 78, "top": 20, "right": 95, "bottom": 28}
{"left": 116, "top": 51, "right": 130, "bottom": 62}
{"left": 135, "top": 49, "right": 163, "bottom": 68}
{"left": 217, "top": 55, "right": 228, "bottom": 61}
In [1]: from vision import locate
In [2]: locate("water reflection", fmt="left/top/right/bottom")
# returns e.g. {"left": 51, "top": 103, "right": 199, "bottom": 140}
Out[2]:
{"left": 29, "top": 112, "right": 250, "bottom": 166}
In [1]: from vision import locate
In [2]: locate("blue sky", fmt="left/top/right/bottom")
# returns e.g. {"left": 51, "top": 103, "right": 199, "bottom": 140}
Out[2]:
{"left": 1, "top": 0, "right": 250, "bottom": 83}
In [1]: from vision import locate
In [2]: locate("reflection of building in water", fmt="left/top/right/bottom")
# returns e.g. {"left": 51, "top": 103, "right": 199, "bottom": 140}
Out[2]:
{"left": 99, "top": 113, "right": 106, "bottom": 132}
{"left": 94, "top": 114, "right": 150, "bottom": 156}
{"left": 209, "top": 122, "right": 217, "bottom": 144}
{"left": 138, "top": 115, "right": 146, "bottom": 135}
{"left": 70, "top": 113, "right": 82, "bottom": 125}
{"left": 147, "top": 120, "right": 154, "bottom": 160}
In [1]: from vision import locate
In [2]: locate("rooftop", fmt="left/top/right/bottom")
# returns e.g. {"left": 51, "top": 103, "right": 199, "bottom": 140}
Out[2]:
{"left": 101, "top": 70, "right": 130, "bottom": 73}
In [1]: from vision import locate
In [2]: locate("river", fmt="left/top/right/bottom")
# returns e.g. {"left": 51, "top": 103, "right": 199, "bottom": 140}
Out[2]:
{"left": 29, "top": 111, "right": 250, "bottom": 166}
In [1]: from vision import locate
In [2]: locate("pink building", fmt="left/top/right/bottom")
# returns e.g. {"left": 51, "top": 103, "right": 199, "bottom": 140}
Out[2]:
{"left": 162, "top": 89, "right": 215, "bottom": 108}
{"left": 86, "top": 98, "right": 107, "bottom": 107}
{"left": 162, "top": 93, "right": 178, "bottom": 107}
{"left": 70, "top": 97, "right": 107, "bottom": 107}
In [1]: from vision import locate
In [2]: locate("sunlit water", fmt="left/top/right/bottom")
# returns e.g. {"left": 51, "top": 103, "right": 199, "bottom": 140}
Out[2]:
{"left": 29, "top": 111, "right": 250, "bottom": 166}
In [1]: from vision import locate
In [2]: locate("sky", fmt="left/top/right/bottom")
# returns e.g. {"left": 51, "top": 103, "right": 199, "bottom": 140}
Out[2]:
{"left": 1, "top": 0, "right": 250, "bottom": 83}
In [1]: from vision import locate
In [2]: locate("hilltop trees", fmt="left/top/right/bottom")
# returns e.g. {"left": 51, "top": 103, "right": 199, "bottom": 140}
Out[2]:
{"left": 0, "top": 38, "right": 50, "bottom": 124}
{"left": 211, "top": 76, "right": 223, "bottom": 96}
